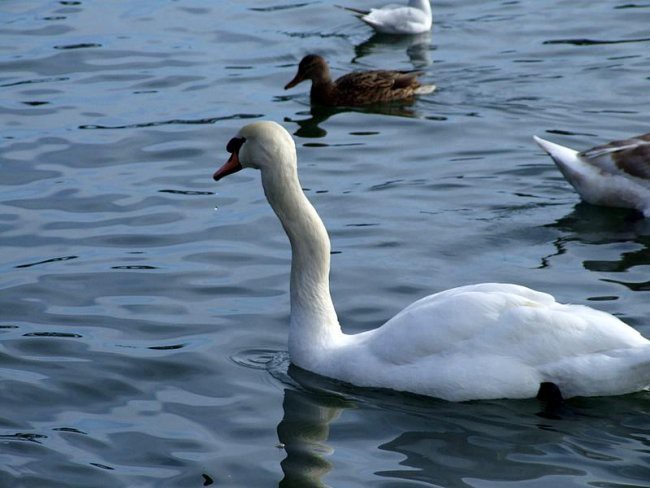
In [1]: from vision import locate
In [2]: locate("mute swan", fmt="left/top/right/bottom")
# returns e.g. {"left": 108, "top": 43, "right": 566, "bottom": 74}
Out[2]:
{"left": 534, "top": 133, "right": 650, "bottom": 217}
{"left": 284, "top": 54, "right": 435, "bottom": 107}
{"left": 337, "top": 0, "right": 432, "bottom": 35}
{"left": 214, "top": 121, "right": 650, "bottom": 401}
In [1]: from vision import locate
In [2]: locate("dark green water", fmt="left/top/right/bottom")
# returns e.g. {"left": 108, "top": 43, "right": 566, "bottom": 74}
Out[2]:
{"left": 1, "top": 1, "right": 649, "bottom": 486}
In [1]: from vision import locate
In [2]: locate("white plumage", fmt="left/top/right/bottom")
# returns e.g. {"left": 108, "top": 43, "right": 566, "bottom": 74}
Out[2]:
{"left": 534, "top": 134, "right": 650, "bottom": 217}
{"left": 214, "top": 121, "right": 650, "bottom": 401}
{"left": 338, "top": 0, "right": 432, "bottom": 35}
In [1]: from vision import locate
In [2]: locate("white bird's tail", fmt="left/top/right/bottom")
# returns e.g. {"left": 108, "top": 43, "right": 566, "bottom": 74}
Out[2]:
{"left": 581, "top": 345, "right": 650, "bottom": 397}
{"left": 533, "top": 135, "right": 590, "bottom": 190}
{"left": 415, "top": 84, "right": 436, "bottom": 95}
{"left": 533, "top": 135, "right": 579, "bottom": 165}
{"left": 544, "top": 344, "right": 650, "bottom": 398}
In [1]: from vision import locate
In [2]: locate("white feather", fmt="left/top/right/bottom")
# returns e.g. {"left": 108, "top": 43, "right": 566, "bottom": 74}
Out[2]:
{"left": 534, "top": 135, "right": 650, "bottom": 217}
{"left": 343, "top": 0, "right": 432, "bottom": 35}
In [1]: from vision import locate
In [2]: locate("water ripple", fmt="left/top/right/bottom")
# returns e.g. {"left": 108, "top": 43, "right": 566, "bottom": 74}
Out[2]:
{"left": 79, "top": 113, "right": 263, "bottom": 130}
{"left": 544, "top": 37, "right": 650, "bottom": 46}
{"left": 1, "top": 0, "right": 649, "bottom": 487}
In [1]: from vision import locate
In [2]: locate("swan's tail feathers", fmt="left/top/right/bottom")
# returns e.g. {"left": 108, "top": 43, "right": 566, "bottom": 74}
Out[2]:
{"left": 335, "top": 4, "right": 370, "bottom": 17}
{"left": 546, "top": 344, "right": 650, "bottom": 399}
{"left": 616, "top": 344, "right": 650, "bottom": 395}
{"left": 586, "top": 345, "right": 650, "bottom": 397}
{"left": 415, "top": 83, "right": 436, "bottom": 95}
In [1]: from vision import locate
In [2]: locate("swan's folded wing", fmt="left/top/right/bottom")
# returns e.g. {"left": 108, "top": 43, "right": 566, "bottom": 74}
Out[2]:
{"left": 367, "top": 284, "right": 554, "bottom": 363}
{"left": 366, "top": 283, "right": 647, "bottom": 367}
{"left": 580, "top": 133, "right": 650, "bottom": 181}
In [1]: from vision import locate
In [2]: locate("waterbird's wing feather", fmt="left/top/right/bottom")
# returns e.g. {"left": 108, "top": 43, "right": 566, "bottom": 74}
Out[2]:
{"left": 580, "top": 133, "right": 650, "bottom": 181}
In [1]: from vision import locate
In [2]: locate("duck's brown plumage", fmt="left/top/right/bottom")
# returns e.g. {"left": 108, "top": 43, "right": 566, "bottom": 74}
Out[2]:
{"left": 284, "top": 54, "right": 435, "bottom": 107}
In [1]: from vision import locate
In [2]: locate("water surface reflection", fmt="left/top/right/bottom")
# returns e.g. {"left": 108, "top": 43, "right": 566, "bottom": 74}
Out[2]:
{"left": 276, "top": 365, "right": 650, "bottom": 487}
{"left": 541, "top": 204, "right": 650, "bottom": 294}
{"left": 351, "top": 32, "right": 433, "bottom": 68}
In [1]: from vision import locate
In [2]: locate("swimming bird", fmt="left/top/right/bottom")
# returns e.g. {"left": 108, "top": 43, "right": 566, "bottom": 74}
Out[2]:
{"left": 214, "top": 121, "right": 650, "bottom": 402}
{"left": 534, "top": 133, "right": 650, "bottom": 217}
{"left": 337, "top": 0, "right": 432, "bottom": 35}
{"left": 284, "top": 54, "right": 435, "bottom": 107}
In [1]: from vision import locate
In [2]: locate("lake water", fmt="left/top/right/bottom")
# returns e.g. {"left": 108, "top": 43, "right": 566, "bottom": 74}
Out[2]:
{"left": 1, "top": 1, "right": 649, "bottom": 486}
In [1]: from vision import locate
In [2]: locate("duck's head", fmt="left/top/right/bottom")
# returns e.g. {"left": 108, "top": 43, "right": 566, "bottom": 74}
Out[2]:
{"left": 213, "top": 121, "right": 296, "bottom": 181}
{"left": 284, "top": 54, "right": 330, "bottom": 90}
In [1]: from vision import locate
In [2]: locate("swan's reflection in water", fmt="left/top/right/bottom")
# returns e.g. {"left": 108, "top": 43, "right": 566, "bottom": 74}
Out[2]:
{"left": 277, "top": 388, "right": 345, "bottom": 487}
{"left": 275, "top": 364, "right": 649, "bottom": 487}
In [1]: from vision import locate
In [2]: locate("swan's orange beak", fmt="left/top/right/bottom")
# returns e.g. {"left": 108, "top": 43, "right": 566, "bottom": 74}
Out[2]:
{"left": 213, "top": 151, "right": 242, "bottom": 181}
{"left": 284, "top": 72, "right": 304, "bottom": 90}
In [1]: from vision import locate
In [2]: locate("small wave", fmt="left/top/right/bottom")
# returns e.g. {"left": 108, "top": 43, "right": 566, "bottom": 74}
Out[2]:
{"left": 14, "top": 256, "right": 78, "bottom": 269}
{"left": 54, "top": 43, "right": 102, "bottom": 50}
{"left": 544, "top": 37, "right": 650, "bottom": 46}
{"left": 111, "top": 265, "right": 158, "bottom": 270}
{"left": 158, "top": 189, "right": 214, "bottom": 196}
{"left": 0, "top": 76, "right": 69, "bottom": 88}
{"left": 0, "top": 433, "right": 47, "bottom": 444}
{"left": 23, "top": 332, "right": 83, "bottom": 338}
{"left": 148, "top": 344, "right": 186, "bottom": 351}
{"left": 230, "top": 348, "right": 287, "bottom": 370}
{"left": 79, "top": 113, "right": 263, "bottom": 130}
{"left": 249, "top": 3, "right": 310, "bottom": 12}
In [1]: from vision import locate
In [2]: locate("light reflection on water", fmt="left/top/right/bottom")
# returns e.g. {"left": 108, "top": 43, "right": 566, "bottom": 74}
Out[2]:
{"left": 1, "top": 0, "right": 649, "bottom": 487}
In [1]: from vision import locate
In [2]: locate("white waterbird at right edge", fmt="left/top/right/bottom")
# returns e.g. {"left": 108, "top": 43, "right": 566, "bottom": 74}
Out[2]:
{"left": 213, "top": 121, "right": 650, "bottom": 402}
{"left": 534, "top": 133, "right": 650, "bottom": 217}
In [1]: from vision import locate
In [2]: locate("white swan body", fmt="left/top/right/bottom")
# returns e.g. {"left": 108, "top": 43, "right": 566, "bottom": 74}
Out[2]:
{"left": 534, "top": 134, "right": 650, "bottom": 217}
{"left": 214, "top": 121, "right": 650, "bottom": 401}
{"left": 338, "top": 0, "right": 432, "bottom": 35}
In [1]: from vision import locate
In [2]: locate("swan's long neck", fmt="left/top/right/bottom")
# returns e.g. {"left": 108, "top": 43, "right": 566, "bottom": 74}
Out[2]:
{"left": 261, "top": 164, "right": 343, "bottom": 366}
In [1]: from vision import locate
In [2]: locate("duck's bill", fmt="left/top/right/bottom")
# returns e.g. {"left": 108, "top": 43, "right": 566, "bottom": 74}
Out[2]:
{"left": 284, "top": 73, "right": 303, "bottom": 90}
{"left": 213, "top": 152, "right": 243, "bottom": 181}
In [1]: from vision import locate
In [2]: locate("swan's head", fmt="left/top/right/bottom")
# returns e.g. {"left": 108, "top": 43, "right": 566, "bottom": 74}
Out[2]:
{"left": 284, "top": 54, "right": 330, "bottom": 89}
{"left": 213, "top": 121, "right": 296, "bottom": 181}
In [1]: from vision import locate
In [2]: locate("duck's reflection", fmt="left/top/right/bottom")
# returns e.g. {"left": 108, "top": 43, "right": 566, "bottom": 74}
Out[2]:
{"left": 284, "top": 102, "right": 418, "bottom": 139}
{"left": 284, "top": 107, "right": 343, "bottom": 139}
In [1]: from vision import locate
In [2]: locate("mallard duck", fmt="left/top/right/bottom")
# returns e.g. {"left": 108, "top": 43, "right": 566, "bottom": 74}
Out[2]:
{"left": 337, "top": 0, "right": 432, "bottom": 35}
{"left": 534, "top": 133, "right": 650, "bottom": 217}
{"left": 284, "top": 54, "right": 435, "bottom": 107}
{"left": 213, "top": 121, "right": 650, "bottom": 401}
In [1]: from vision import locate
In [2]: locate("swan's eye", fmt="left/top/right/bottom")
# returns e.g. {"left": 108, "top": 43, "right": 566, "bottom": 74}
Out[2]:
{"left": 226, "top": 137, "right": 246, "bottom": 154}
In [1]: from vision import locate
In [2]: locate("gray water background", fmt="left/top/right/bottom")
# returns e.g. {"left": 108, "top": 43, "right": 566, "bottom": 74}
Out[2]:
{"left": 1, "top": 1, "right": 649, "bottom": 487}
